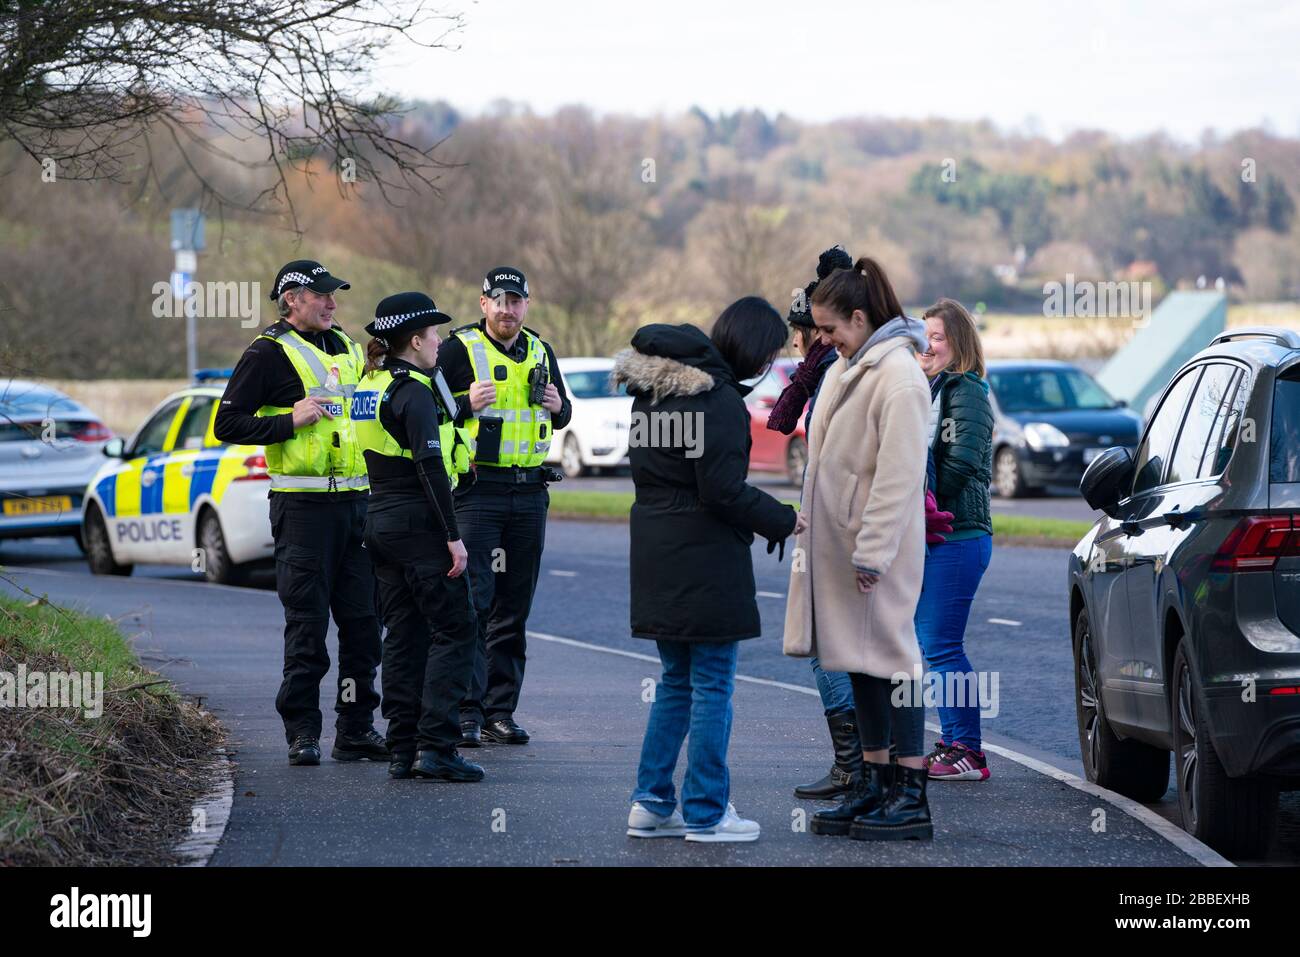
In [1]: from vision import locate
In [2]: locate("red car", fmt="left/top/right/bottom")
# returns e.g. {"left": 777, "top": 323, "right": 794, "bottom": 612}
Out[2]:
{"left": 745, "top": 358, "right": 807, "bottom": 486}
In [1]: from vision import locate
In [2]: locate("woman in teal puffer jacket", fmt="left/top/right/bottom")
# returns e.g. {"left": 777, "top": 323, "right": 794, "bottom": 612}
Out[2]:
{"left": 916, "top": 298, "right": 995, "bottom": 782}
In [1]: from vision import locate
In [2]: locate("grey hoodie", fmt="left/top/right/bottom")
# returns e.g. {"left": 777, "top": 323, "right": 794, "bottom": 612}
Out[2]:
{"left": 847, "top": 315, "right": 927, "bottom": 367}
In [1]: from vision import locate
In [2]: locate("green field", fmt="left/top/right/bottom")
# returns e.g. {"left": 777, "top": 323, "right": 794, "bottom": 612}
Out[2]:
{"left": 547, "top": 490, "right": 1091, "bottom": 545}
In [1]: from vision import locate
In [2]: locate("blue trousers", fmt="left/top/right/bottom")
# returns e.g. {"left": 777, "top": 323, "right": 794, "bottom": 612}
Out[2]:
{"left": 631, "top": 640, "right": 739, "bottom": 828}
{"left": 914, "top": 534, "right": 992, "bottom": 751}
{"left": 810, "top": 656, "right": 855, "bottom": 717}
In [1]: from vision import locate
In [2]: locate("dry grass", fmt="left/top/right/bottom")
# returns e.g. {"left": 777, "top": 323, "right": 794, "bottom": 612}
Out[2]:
{"left": 0, "top": 589, "right": 223, "bottom": 866}
{"left": 978, "top": 301, "right": 1300, "bottom": 361}
{"left": 38, "top": 379, "right": 188, "bottom": 436}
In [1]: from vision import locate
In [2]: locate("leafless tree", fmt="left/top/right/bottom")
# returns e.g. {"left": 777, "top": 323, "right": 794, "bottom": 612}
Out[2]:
{"left": 0, "top": 0, "right": 461, "bottom": 228}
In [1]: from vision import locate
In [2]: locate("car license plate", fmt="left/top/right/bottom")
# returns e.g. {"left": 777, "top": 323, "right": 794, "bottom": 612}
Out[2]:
{"left": 1082, "top": 448, "right": 1104, "bottom": 465}
{"left": 3, "top": 495, "right": 73, "bottom": 516}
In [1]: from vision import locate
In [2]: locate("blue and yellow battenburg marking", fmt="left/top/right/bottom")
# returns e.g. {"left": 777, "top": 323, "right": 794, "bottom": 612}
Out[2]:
{"left": 95, "top": 394, "right": 258, "bottom": 518}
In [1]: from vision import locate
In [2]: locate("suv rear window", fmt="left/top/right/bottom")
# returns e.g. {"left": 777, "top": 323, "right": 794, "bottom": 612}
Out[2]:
{"left": 1270, "top": 372, "right": 1300, "bottom": 483}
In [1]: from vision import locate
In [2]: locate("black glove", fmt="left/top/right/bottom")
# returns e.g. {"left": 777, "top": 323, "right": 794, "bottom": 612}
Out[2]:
{"left": 766, "top": 537, "right": 787, "bottom": 562}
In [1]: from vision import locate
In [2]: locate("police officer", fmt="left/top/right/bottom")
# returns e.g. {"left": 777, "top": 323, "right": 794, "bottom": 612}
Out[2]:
{"left": 214, "top": 260, "right": 386, "bottom": 766}
{"left": 436, "top": 266, "right": 571, "bottom": 747}
{"left": 352, "top": 292, "right": 484, "bottom": 782}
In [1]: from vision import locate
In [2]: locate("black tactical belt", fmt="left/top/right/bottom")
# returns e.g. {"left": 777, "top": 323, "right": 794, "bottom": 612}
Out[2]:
{"left": 474, "top": 465, "right": 548, "bottom": 484}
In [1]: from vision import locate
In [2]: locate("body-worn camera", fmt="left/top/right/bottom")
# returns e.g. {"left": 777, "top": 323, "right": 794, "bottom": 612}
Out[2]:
{"left": 527, "top": 362, "right": 549, "bottom": 406}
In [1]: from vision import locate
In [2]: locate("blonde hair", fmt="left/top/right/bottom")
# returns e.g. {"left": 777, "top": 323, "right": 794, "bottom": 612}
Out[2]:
{"left": 922, "top": 298, "right": 985, "bottom": 379}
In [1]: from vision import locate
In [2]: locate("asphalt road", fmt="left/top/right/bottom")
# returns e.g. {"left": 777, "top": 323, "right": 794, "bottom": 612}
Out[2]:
{"left": 1, "top": 524, "right": 1295, "bottom": 866}
{"left": 563, "top": 470, "right": 1100, "bottom": 524}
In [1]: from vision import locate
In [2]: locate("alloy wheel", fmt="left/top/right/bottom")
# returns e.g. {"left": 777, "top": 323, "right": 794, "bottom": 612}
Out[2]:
{"left": 1175, "top": 662, "right": 1199, "bottom": 834}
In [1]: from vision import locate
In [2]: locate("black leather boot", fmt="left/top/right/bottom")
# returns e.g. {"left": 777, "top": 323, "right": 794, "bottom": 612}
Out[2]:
{"left": 388, "top": 754, "right": 415, "bottom": 779}
{"left": 809, "top": 761, "right": 893, "bottom": 836}
{"left": 411, "top": 750, "right": 485, "bottom": 782}
{"left": 850, "top": 763, "right": 933, "bottom": 841}
{"left": 795, "top": 712, "right": 863, "bottom": 799}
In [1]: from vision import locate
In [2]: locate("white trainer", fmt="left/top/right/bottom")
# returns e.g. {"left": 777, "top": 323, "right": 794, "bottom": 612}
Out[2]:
{"left": 684, "top": 804, "right": 760, "bottom": 843}
{"left": 627, "top": 801, "right": 688, "bottom": 838}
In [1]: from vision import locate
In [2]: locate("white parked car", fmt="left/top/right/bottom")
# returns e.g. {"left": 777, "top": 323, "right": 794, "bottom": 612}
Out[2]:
{"left": 547, "top": 357, "right": 633, "bottom": 477}
{"left": 81, "top": 372, "right": 274, "bottom": 584}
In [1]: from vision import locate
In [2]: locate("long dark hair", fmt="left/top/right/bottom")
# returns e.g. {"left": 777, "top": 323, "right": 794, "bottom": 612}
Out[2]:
{"left": 711, "top": 296, "right": 788, "bottom": 381}
{"left": 810, "top": 256, "right": 903, "bottom": 333}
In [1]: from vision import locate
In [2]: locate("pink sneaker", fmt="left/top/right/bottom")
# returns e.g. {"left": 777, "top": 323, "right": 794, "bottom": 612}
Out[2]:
{"left": 928, "top": 742, "right": 989, "bottom": 781}
{"left": 921, "top": 739, "right": 948, "bottom": 770}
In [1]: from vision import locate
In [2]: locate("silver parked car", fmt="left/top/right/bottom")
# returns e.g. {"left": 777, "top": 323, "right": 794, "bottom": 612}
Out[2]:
{"left": 0, "top": 380, "right": 112, "bottom": 548}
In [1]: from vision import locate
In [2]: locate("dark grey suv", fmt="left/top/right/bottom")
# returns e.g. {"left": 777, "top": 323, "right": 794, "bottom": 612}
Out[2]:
{"left": 1068, "top": 326, "right": 1300, "bottom": 858}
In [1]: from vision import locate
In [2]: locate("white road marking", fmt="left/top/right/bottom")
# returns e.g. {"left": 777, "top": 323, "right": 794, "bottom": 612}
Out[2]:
{"left": 549, "top": 570, "right": 578, "bottom": 577}
{"left": 757, "top": 590, "right": 784, "bottom": 599}
{"left": 527, "top": 628, "right": 1233, "bottom": 868}
{"left": 988, "top": 617, "right": 1022, "bottom": 626}
{"left": 0, "top": 568, "right": 1232, "bottom": 867}
{"left": 7, "top": 564, "right": 256, "bottom": 595}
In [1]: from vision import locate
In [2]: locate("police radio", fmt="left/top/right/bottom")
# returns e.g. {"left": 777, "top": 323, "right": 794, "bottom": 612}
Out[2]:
{"left": 527, "top": 362, "right": 549, "bottom": 407}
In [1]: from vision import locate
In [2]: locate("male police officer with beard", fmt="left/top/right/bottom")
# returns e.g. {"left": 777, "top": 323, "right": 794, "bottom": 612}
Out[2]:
{"left": 215, "top": 260, "right": 387, "bottom": 767}
{"left": 436, "top": 266, "right": 571, "bottom": 747}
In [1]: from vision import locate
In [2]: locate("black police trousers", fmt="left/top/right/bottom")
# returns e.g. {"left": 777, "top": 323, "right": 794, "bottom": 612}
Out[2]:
{"left": 455, "top": 483, "right": 549, "bottom": 724}
{"left": 270, "top": 493, "right": 381, "bottom": 744}
{"left": 365, "top": 502, "right": 479, "bottom": 757}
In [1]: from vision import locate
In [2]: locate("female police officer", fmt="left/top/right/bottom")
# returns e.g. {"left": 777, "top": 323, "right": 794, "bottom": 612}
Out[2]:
{"left": 353, "top": 292, "right": 483, "bottom": 782}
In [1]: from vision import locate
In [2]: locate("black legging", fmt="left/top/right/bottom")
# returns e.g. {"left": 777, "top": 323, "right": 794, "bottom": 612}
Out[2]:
{"left": 849, "top": 672, "right": 925, "bottom": 758}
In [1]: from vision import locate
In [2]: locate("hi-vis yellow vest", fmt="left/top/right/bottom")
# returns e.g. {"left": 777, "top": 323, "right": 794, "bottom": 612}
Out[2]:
{"left": 352, "top": 367, "right": 472, "bottom": 488}
{"left": 451, "top": 326, "right": 551, "bottom": 468}
{"left": 254, "top": 325, "right": 369, "bottom": 492}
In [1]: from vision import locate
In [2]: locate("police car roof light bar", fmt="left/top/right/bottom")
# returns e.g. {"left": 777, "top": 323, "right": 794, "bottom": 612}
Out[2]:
{"left": 194, "top": 368, "right": 234, "bottom": 382}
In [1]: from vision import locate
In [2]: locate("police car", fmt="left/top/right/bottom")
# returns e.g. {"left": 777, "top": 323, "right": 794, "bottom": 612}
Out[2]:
{"left": 81, "top": 371, "right": 274, "bottom": 584}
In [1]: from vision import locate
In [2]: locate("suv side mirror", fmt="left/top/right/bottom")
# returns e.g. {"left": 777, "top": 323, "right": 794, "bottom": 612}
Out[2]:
{"left": 103, "top": 437, "right": 126, "bottom": 458}
{"left": 1080, "top": 447, "right": 1134, "bottom": 517}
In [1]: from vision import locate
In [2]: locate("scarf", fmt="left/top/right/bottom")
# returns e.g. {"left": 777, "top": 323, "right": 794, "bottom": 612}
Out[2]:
{"left": 765, "top": 339, "right": 837, "bottom": 435}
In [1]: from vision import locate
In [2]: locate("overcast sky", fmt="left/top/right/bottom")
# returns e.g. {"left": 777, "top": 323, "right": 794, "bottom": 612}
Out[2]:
{"left": 375, "top": 0, "right": 1300, "bottom": 142}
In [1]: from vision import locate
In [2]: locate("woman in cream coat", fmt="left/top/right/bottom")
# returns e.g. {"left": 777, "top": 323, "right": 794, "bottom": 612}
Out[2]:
{"left": 783, "top": 255, "right": 934, "bottom": 842}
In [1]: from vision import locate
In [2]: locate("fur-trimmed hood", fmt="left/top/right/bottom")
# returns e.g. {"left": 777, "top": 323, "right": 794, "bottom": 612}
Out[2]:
{"left": 612, "top": 323, "right": 730, "bottom": 405}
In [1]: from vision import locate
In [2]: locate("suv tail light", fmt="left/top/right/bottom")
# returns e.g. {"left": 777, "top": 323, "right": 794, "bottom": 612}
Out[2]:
{"left": 234, "top": 453, "right": 269, "bottom": 481}
{"left": 1212, "top": 515, "right": 1300, "bottom": 572}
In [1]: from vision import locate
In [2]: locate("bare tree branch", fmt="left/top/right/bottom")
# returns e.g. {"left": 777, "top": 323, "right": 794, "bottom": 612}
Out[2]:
{"left": 0, "top": 0, "right": 461, "bottom": 230}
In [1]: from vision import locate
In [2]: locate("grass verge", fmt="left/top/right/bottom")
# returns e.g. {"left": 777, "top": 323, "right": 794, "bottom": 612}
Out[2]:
{"left": 548, "top": 490, "right": 1092, "bottom": 546}
{"left": 0, "top": 583, "right": 222, "bottom": 866}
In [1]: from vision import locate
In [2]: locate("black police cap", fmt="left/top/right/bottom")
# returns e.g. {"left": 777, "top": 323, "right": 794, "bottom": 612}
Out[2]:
{"left": 270, "top": 259, "right": 350, "bottom": 301}
{"left": 365, "top": 292, "right": 454, "bottom": 338}
{"left": 482, "top": 266, "right": 529, "bottom": 298}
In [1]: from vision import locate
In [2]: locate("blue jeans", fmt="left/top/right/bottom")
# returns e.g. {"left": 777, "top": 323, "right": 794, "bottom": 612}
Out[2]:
{"left": 810, "top": 656, "right": 855, "bottom": 717}
{"left": 631, "top": 640, "right": 739, "bottom": 828}
{"left": 914, "top": 534, "right": 992, "bottom": 751}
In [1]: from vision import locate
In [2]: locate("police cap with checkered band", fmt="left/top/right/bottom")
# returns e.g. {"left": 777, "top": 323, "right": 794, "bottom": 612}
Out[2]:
{"left": 269, "top": 259, "right": 351, "bottom": 301}
{"left": 364, "top": 292, "right": 454, "bottom": 338}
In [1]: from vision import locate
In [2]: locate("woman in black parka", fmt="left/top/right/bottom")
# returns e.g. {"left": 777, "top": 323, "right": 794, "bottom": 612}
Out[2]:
{"left": 612, "top": 298, "right": 800, "bottom": 843}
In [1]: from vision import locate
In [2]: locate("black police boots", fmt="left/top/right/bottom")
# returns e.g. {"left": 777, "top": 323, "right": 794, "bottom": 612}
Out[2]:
{"left": 794, "top": 712, "right": 863, "bottom": 799}
{"left": 288, "top": 735, "right": 321, "bottom": 766}
{"left": 388, "top": 754, "right": 415, "bottom": 779}
{"left": 331, "top": 728, "right": 391, "bottom": 762}
{"left": 460, "top": 719, "right": 482, "bottom": 748}
{"left": 481, "top": 717, "right": 530, "bottom": 744}
{"left": 849, "top": 764, "right": 933, "bottom": 841}
{"left": 809, "top": 761, "right": 893, "bottom": 836}
{"left": 411, "top": 750, "right": 485, "bottom": 782}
